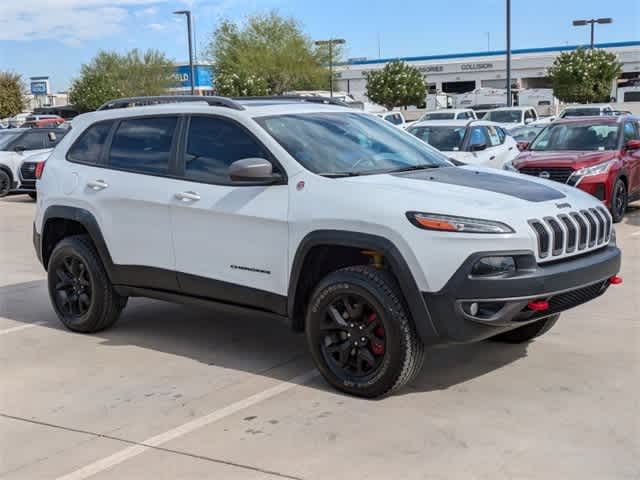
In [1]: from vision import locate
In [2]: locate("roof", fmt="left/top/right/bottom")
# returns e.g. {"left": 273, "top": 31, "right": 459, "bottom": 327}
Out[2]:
{"left": 409, "top": 119, "right": 502, "bottom": 128}
{"left": 489, "top": 106, "right": 535, "bottom": 112}
{"left": 423, "top": 108, "right": 474, "bottom": 114}
{"left": 561, "top": 104, "right": 613, "bottom": 109}
{"left": 343, "top": 40, "right": 640, "bottom": 66}
{"left": 552, "top": 115, "right": 638, "bottom": 125}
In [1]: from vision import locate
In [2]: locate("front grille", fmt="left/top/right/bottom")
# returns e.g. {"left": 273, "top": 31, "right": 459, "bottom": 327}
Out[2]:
{"left": 20, "top": 162, "right": 37, "bottom": 181}
{"left": 528, "top": 209, "right": 611, "bottom": 261}
{"left": 519, "top": 167, "right": 574, "bottom": 183}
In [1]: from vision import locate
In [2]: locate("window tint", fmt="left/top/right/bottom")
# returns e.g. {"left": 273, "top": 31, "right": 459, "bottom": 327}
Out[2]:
{"left": 184, "top": 116, "right": 270, "bottom": 183}
{"left": 18, "top": 132, "right": 45, "bottom": 150}
{"left": 468, "top": 127, "right": 490, "bottom": 148}
{"left": 486, "top": 126, "right": 502, "bottom": 146}
{"left": 68, "top": 122, "right": 113, "bottom": 164}
{"left": 496, "top": 127, "right": 506, "bottom": 143}
{"left": 623, "top": 122, "right": 638, "bottom": 142}
{"left": 109, "top": 117, "right": 177, "bottom": 174}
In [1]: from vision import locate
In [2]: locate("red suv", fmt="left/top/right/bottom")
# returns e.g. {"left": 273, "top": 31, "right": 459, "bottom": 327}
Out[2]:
{"left": 509, "top": 116, "right": 640, "bottom": 222}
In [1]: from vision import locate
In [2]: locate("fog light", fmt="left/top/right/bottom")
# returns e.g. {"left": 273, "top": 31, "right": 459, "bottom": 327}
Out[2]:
{"left": 471, "top": 256, "right": 516, "bottom": 277}
{"left": 469, "top": 302, "right": 479, "bottom": 316}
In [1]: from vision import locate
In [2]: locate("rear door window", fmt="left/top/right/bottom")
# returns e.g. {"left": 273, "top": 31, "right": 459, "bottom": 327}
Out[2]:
{"left": 108, "top": 117, "right": 178, "bottom": 175}
{"left": 17, "top": 132, "right": 46, "bottom": 150}
{"left": 468, "top": 127, "right": 491, "bottom": 148}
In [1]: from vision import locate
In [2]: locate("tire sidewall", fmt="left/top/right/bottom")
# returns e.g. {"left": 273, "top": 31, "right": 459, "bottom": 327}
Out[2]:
{"left": 0, "top": 170, "right": 10, "bottom": 198}
{"left": 47, "top": 239, "right": 108, "bottom": 332}
{"left": 305, "top": 271, "right": 407, "bottom": 397}
{"left": 611, "top": 179, "right": 627, "bottom": 222}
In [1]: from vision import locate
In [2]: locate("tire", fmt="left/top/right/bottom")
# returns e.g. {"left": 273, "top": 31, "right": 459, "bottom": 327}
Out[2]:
{"left": 610, "top": 179, "right": 627, "bottom": 223}
{"left": 305, "top": 265, "right": 424, "bottom": 398}
{"left": 490, "top": 314, "right": 559, "bottom": 344}
{"left": 28, "top": 192, "right": 37, "bottom": 200}
{"left": 0, "top": 170, "right": 10, "bottom": 198}
{"left": 47, "top": 234, "right": 125, "bottom": 333}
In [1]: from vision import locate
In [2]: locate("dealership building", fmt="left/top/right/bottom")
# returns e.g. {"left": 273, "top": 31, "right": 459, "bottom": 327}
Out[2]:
{"left": 334, "top": 40, "right": 640, "bottom": 98}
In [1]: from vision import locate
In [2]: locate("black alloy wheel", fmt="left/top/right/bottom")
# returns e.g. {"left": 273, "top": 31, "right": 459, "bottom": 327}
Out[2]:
{"left": 320, "top": 294, "right": 387, "bottom": 378}
{"left": 54, "top": 255, "right": 92, "bottom": 317}
{"left": 610, "top": 179, "right": 627, "bottom": 223}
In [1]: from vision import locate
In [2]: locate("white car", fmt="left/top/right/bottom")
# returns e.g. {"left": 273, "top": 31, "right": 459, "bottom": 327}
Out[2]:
{"left": 0, "top": 128, "right": 65, "bottom": 197}
{"left": 407, "top": 119, "right": 519, "bottom": 169}
{"left": 559, "top": 104, "right": 615, "bottom": 118}
{"left": 33, "top": 95, "right": 621, "bottom": 398}
{"left": 377, "top": 111, "right": 406, "bottom": 128}
{"left": 483, "top": 106, "right": 539, "bottom": 130}
{"left": 418, "top": 109, "right": 477, "bottom": 121}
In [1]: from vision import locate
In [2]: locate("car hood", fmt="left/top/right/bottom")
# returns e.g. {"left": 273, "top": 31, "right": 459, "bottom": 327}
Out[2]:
{"left": 514, "top": 150, "right": 618, "bottom": 170}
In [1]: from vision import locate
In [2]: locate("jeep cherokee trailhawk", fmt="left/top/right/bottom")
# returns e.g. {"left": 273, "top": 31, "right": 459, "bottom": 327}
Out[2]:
{"left": 33, "top": 96, "right": 622, "bottom": 398}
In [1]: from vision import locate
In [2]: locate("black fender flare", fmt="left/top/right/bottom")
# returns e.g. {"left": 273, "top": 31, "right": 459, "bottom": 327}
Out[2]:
{"left": 287, "top": 230, "right": 440, "bottom": 344}
{"left": 41, "top": 205, "right": 115, "bottom": 279}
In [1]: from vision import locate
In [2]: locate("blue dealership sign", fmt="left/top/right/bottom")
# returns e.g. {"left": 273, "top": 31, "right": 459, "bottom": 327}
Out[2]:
{"left": 30, "top": 80, "right": 49, "bottom": 95}
{"left": 172, "top": 65, "right": 214, "bottom": 90}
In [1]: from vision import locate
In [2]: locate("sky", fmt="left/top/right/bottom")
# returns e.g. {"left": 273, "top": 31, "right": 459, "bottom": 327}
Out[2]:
{"left": 0, "top": 0, "right": 638, "bottom": 92}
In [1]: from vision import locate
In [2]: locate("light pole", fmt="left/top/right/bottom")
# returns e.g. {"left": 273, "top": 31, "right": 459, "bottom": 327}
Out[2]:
{"left": 506, "top": 0, "right": 512, "bottom": 106}
{"left": 572, "top": 18, "right": 613, "bottom": 49}
{"left": 315, "top": 38, "right": 346, "bottom": 98}
{"left": 174, "top": 10, "right": 195, "bottom": 95}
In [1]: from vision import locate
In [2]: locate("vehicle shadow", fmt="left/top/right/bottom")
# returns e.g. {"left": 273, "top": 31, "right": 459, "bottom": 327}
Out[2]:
{"left": 0, "top": 279, "right": 529, "bottom": 396}
{"left": 0, "top": 193, "right": 35, "bottom": 203}
{"left": 623, "top": 204, "right": 640, "bottom": 227}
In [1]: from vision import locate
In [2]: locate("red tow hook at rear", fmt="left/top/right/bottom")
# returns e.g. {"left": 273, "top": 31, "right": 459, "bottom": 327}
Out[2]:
{"left": 609, "top": 275, "right": 623, "bottom": 285}
{"left": 527, "top": 300, "right": 549, "bottom": 312}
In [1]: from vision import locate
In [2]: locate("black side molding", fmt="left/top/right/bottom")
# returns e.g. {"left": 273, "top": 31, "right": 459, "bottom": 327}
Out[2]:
{"left": 288, "top": 230, "right": 440, "bottom": 344}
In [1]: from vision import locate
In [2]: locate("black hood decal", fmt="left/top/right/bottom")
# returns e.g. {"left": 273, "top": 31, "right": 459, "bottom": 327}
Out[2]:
{"left": 392, "top": 167, "right": 565, "bottom": 202}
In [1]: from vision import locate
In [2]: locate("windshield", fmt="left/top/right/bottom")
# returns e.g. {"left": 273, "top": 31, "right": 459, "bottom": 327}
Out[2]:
{"left": 407, "top": 126, "right": 466, "bottom": 151}
{"left": 485, "top": 110, "right": 522, "bottom": 123}
{"left": 256, "top": 112, "right": 452, "bottom": 175}
{"left": 0, "top": 131, "right": 21, "bottom": 150}
{"left": 510, "top": 125, "right": 544, "bottom": 142}
{"left": 560, "top": 108, "right": 601, "bottom": 117}
{"left": 530, "top": 123, "right": 620, "bottom": 151}
{"left": 421, "top": 112, "right": 455, "bottom": 120}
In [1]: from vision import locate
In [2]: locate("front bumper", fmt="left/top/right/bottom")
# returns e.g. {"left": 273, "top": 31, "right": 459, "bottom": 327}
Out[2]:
{"left": 422, "top": 245, "right": 621, "bottom": 344}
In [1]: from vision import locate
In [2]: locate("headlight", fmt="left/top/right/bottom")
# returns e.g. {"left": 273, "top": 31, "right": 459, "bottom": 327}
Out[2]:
{"left": 471, "top": 256, "right": 516, "bottom": 276}
{"left": 574, "top": 159, "right": 615, "bottom": 177}
{"left": 503, "top": 161, "right": 518, "bottom": 172}
{"left": 406, "top": 212, "right": 515, "bottom": 234}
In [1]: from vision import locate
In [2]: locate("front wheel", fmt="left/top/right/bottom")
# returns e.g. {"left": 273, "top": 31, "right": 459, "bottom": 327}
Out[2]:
{"left": 610, "top": 179, "right": 627, "bottom": 223}
{"left": 489, "top": 315, "right": 559, "bottom": 344}
{"left": 306, "top": 265, "right": 424, "bottom": 398}
{"left": 0, "top": 170, "right": 11, "bottom": 198}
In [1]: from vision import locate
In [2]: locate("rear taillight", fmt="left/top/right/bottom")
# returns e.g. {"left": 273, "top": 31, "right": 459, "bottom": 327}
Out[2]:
{"left": 35, "top": 161, "right": 46, "bottom": 179}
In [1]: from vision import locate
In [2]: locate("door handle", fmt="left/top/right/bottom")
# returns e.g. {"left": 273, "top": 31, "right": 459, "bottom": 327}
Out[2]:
{"left": 175, "top": 191, "right": 201, "bottom": 202}
{"left": 508, "top": 147, "right": 514, "bottom": 151}
{"left": 489, "top": 156, "right": 496, "bottom": 160}
{"left": 87, "top": 180, "right": 108, "bottom": 191}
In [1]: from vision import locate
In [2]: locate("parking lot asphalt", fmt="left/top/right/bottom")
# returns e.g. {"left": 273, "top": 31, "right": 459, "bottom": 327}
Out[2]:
{"left": 0, "top": 195, "right": 638, "bottom": 480}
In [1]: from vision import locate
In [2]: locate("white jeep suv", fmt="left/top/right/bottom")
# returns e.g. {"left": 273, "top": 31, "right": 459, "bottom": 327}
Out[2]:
{"left": 33, "top": 96, "right": 622, "bottom": 398}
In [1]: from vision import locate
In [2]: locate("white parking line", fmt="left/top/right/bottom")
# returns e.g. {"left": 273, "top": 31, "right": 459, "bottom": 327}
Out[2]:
{"left": 0, "top": 321, "right": 46, "bottom": 336}
{"left": 55, "top": 369, "right": 319, "bottom": 480}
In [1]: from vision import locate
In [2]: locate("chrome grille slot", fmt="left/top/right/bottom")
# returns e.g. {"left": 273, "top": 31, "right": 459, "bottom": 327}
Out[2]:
{"left": 581, "top": 210, "right": 597, "bottom": 247}
{"left": 558, "top": 214, "right": 577, "bottom": 253}
{"left": 570, "top": 212, "right": 588, "bottom": 249}
{"left": 597, "top": 206, "right": 611, "bottom": 240}
{"left": 545, "top": 217, "right": 564, "bottom": 256}
{"left": 590, "top": 208, "right": 606, "bottom": 244}
{"left": 529, "top": 220, "right": 550, "bottom": 258}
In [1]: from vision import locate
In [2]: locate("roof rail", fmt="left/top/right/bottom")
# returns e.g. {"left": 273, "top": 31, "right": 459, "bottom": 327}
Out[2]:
{"left": 97, "top": 95, "right": 245, "bottom": 111}
{"left": 232, "top": 95, "right": 352, "bottom": 108}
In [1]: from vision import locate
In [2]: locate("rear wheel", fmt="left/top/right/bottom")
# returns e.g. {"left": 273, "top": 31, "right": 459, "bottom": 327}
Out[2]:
{"left": 610, "top": 179, "right": 627, "bottom": 223}
{"left": 306, "top": 265, "right": 424, "bottom": 398}
{"left": 47, "top": 235, "right": 125, "bottom": 333}
{"left": 490, "top": 315, "right": 559, "bottom": 344}
{"left": 0, "top": 170, "right": 10, "bottom": 198}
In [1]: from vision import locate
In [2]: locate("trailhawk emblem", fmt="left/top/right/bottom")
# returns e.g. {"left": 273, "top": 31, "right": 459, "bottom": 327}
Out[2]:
{"left": 539, "top": 171, "right": 551, "bottom": 179}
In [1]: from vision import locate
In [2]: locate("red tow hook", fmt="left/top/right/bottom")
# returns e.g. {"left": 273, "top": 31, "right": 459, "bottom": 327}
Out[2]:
{"left": 527, "top": 300, "right": 549, "bottom": 312}
{"left": 609, "top": 275, "right": 623, "bottom": 285}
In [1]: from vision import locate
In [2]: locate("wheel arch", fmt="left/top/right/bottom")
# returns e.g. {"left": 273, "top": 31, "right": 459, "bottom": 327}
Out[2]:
{"left": 41, "top": 206, "right": 115, "bottom": 278}
{"left": 288, "top": 230, "right": 440, "bottom": 344}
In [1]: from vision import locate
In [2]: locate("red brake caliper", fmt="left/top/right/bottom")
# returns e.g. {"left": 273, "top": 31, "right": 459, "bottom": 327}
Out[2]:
{"left": 367, "top": 313, "right": 385, "bottom": 355}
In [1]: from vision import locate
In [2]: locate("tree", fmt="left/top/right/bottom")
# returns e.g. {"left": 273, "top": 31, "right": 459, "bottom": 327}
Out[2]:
{"left": 548, "top": 48, "right": 623, "bottom": 104}
{"left": 365, "top": 61, "right": 427, "bottom": 110}
{"left": 207, "top": 12, "right": 336, "bottom": 96}
{"left": 0, "top": 72, "right": 26, "bottom": 119}
{"left": 69, "top": 49, "right": 174, "bottom": 112}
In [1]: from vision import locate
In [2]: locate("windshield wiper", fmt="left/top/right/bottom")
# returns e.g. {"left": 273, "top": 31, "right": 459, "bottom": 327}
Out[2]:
{"left": 316, "top": 171, "right": 362, "bottom": 178}
{"left": 384, "top": 164, "right": 441, "bottom": 173}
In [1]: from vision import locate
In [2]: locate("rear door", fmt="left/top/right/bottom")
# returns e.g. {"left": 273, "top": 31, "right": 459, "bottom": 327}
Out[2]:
{"left": 168, "top": 115, "right": 289, "bottom": 312}
{"left": 622, "top": 120, "right": 640, "bottom": 195}
{"left": 67, "top": 116, "right": 179, "bottom": 289}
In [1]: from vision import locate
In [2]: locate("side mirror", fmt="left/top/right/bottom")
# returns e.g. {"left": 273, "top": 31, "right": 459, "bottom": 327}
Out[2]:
{"left": 524, "top": 118, "right": 533, "bottom": 125}
{"left": 470, "top": 142, "right": 487, "bottom": 152}
{"left": 625, "top": 139, "right": 640, "bottom": 151}
{"left": 228, "top": 158, "right": 279, "bottom": 182}
{"left": 13, "top": 145, "right": 26, "bottom": 153}
{"left": 517, "top": 141, "right": 530, "bottom": 151}
{"left": 48, "top": 132, "right": 57, "bottom": 142}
